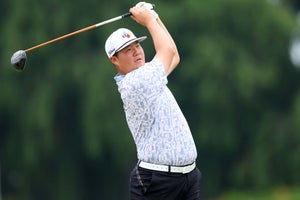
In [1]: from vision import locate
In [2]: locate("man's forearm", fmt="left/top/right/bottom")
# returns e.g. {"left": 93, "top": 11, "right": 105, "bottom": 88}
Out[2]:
{"left": 146, "top": 19, "right": 176, "bottom": 73}
{"left": 156, "top": 18, "right": 180, "bottom": 75}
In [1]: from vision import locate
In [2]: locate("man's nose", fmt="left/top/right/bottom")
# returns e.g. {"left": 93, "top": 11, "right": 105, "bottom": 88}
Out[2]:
{"left": 132, "top": 47, "right": 139, "bottom": 55}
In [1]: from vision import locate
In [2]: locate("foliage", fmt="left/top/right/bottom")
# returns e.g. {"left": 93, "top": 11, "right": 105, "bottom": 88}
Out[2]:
{"left": 216, "top": 186, "right": 300, "bottom": 200}
{"left": 1, "top": 0, "right": 300, "bottom": 199}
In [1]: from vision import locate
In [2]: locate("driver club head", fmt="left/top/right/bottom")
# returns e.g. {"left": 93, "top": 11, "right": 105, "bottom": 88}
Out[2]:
{"left": 11, "top": 50, "right": 27, "bottom": 72}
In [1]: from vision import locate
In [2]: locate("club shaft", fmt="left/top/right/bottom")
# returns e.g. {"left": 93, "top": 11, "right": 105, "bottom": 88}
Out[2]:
{"left": 25, "top": 12, "right": 131, "bottom": 53}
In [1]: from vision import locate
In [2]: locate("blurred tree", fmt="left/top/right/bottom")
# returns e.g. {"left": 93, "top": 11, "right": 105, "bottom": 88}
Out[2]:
{"left": 287, "top": 0, "right": 300, "bottom": 11}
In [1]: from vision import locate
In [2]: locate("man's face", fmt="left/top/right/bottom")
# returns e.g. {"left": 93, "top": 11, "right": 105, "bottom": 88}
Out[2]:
{"left": 110, "top": 42, "right": 145, "bottom": 75}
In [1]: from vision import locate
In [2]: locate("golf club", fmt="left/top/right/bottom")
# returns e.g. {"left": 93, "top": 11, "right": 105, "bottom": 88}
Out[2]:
{"left": 10, "top": 4, "right": 155, "bottom": 72}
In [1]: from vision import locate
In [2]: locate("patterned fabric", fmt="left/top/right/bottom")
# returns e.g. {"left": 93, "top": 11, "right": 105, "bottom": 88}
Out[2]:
{"left": 114, "top": 59, "right": 197, "bottom": 166}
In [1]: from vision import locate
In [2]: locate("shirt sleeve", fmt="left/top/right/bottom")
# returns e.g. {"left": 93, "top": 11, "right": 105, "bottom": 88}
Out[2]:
{"left": 147, "top": 58, "right": 168, "bottom": 86}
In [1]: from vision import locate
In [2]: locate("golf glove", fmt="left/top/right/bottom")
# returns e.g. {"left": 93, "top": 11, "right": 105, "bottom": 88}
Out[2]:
{"left": 136, "top": 2, "right": 159, "bottom": 19}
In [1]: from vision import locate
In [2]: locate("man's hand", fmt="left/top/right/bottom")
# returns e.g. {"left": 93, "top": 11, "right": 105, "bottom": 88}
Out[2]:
{"left": 136, "top": 2, "right": 159, "bottom": 19}
{"left": 130, "top": 6, "right": 156, "bottom": 27}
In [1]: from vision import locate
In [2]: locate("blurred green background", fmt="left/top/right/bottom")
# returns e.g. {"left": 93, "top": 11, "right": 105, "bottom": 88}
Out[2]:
{"left": 1, "top": 0, "right": 300, "bottom": 199}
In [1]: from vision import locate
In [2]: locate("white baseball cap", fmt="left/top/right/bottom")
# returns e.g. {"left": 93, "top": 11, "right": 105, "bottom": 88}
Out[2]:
{"left": 105, "top": 28, "right": 147, "bottom": 58}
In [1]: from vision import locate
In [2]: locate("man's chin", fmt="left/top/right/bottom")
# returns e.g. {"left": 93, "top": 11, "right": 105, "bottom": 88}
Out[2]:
{"left": 135, "top": 60, "right": 145, "bottom": 66}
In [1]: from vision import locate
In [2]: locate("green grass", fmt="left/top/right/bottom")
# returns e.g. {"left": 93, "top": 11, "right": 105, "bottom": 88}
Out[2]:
{"left": 216, "top": 186, "right": 300, "bottom": 200}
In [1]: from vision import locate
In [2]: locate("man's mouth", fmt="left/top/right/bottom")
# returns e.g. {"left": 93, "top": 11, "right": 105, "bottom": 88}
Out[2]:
{"left": 135, "top": 58, "right": 143, "bottom": 62}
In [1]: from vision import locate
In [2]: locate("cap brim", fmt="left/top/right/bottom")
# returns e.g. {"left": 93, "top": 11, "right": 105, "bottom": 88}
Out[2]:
{"left": 115, "top": 36, "right": 147, "bottom": 54}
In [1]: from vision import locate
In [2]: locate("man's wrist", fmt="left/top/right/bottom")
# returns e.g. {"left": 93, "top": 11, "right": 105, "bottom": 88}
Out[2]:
{"left": 145, "top": 18, "right": 158, "bottom": 28}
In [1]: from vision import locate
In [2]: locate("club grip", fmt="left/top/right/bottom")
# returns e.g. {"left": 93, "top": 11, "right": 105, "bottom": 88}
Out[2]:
{"left": 122, "top": 12, "right": 131, "bottom": 18}
{"left": 122, "top": 4, "right": 156, "bottom": 18}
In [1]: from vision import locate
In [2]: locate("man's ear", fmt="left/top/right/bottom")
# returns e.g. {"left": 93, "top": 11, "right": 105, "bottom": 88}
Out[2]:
{"left": 110, "top": 56, "right": 118, "bottom": 66}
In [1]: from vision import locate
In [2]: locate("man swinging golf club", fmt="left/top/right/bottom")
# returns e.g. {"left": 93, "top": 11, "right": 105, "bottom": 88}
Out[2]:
{"left": 105, "top": 2, "right": 201, "bottom": 199}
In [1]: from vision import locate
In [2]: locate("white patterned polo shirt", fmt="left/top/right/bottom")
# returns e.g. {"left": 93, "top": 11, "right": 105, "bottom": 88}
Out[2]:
{"left": 114, "top": 59, "right": 197, "bottom": 166}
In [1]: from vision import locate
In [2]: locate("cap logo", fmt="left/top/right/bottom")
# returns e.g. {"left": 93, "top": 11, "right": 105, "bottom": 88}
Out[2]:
{"left": 108, "top": 48, "right": 115, "bottom": 56}
{"left": 122, "top": 31, "right": 131, "bottom": 38}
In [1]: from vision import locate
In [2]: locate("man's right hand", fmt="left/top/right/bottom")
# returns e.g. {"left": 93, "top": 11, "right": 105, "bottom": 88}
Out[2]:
{"left": 129, "top": 6, "right": 156, "bottom": 27}
{"left": 135, "top": 2, "right": 159, "bottom": 19}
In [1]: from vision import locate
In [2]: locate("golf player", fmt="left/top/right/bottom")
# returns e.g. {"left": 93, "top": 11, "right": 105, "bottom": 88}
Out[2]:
{"left": 105, "top": 2, "right": 201, "bottom": 199}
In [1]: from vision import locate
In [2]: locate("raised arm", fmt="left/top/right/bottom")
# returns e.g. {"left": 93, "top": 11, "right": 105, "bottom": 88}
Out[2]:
{"left": 156, "top": 17, "right": 180, "bottom": 75}
{"left": 130, "top": 6, "right": 180, "bottom": 76}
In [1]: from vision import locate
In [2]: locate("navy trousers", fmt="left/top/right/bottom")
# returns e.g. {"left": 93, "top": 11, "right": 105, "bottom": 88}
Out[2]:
{"left": 130, "top": 165, "right": 201, "bottom": 200}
